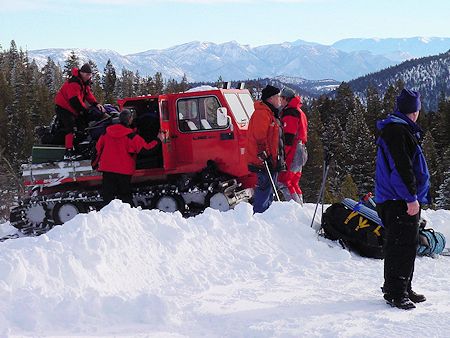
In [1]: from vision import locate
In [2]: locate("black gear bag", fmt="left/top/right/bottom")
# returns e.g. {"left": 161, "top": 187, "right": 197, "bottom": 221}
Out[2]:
{"left": 321, "top": 202, "right": 385, "bottom": 259}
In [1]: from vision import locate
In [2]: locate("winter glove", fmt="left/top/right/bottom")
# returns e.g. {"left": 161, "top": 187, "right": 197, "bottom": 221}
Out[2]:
{"left": 257, "top": 150, "right": 269, "bottom": 162}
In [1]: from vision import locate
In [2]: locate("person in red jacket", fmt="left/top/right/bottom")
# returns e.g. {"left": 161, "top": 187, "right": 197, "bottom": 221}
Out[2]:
{"left": 95, "top": 110, "right": 159, "bottom": 205}
{"left": 55, "top": 63, "right": 105, "bottom": 158}
{"left": 278, "top": 88, "right": 308, "bottom": 205}
{"left": 246, "top": 84, "right": 284, "bottom": 213}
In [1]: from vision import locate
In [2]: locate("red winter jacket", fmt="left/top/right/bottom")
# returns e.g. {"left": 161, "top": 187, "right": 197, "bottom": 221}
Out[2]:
{"left": 96, "top": 124, "right": 158, "bottom": 175}
{"left": 280, "top": 96, "right": 308, "bottom": 169}
{"left": 246, "top": 101, "right": 281, "bottom": 170}
{"left": 55, "top": 68, "right": 98, "bottom": 117}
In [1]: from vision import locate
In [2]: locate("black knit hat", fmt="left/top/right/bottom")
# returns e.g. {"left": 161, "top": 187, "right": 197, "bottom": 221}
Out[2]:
{"left": 261, "top": 85, "right": 280, "bottom": 101}
{"left": 80, "top": 63, "right": 92, "bottom": 74}
{"left": 396, "top": 88, "right": 421, "bottom": 114}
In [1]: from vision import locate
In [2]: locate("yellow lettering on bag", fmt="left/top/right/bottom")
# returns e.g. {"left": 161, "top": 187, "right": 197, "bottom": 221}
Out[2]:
{"left": 355, "top": 217, "right": 369, "bottom": 231}
{"left": 373, "top": 225, "right": 382, "bottom": 237}
{"left": 344, "top": 211, "right": 359, "bottom": 224}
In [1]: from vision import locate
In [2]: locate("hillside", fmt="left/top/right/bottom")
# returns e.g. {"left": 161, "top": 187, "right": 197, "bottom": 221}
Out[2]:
{"left": 348, "top": 50, "right": 450, "bottom": 111}
{"left": 0, "top": 201, "right": 449, "bottom": 336}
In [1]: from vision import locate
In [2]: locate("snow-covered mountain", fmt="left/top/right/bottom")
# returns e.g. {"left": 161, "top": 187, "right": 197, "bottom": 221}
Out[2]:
{"left": 332, "top": 37, "right": 450, "bottom": 62}
{"left": 0, "top": 201, "right": 449, "bottom": 336}
{"left": 27, "top": 37, "right": 450, "bottom": 82}
{"left": 26, "top": 40, "right": 395, "bottom": 82}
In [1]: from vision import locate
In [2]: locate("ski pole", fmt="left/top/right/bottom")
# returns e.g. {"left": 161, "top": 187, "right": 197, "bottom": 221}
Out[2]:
{"left": 263, "top": 159, "right": 281, "bottom": 202}
{"left": 310, "top": 151, "right": 331, "bottom": 228}
{"left": 310, "top": 163, "right": 329, "bottom": 227}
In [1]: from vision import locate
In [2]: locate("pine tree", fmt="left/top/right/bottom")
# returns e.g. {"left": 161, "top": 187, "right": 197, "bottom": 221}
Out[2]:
{"left": 0, "top": 71, "right": 12, "bottom": 151}
{"left": 334, "top": 82, "right": 356, "bottom": 130}
{"left": 140, "top": 75, "right": 154, "bottom": 95}
{"left": 339, "top": 174, "right": 359, "bottom": 201}
{"left": 216, "top": 75, "right": 224, "bottom": 88}
{"left": 366, "top": 83, "right": 384, "bottom": 135}
{"left": 422, "top": 130, "right": 441, "bottom": 201}
{"left": 133, "top": 71, "right": 141, "bottom": 96}
{"left": 301, "top": 107, "right": 324, "bottom": 203}
{"left": 63, "top": 50, "right": 80, "bottom": 77}
{"left": 179, "top": 73, "right": 190, "bottom": 92}
{"left": 42, "top": 57, "right": 63, "bottom": 96}
{"left": 118, "top": 68, "right": 135, "bottom": 98}
{"left": 102, "top": 59, "right": 117, "bottom": 103}
{"left": 165, "top": 78, "right": 179, "bottom": 94}
{"left": 322, "top": 117, "right": 346, "bottom": 197}
{"left": 5, "top": 49, "right": 33, "bottom": 170}
{"left": 382, "top": 80, "right": 404, "bottom": 114}
{"left": 153, "top": 72, "right": 164, "bottom": 95}
{"left": 382, "top": 84, "right": 397, "bottom": 114}
{"left": 88, "top": 61, "right": 104, "bottom": 103}
{"left": 435, "top": 147, "right": 450, "bottom": 209}
{"left": 342, "top": 102, "right": 376, "bottom": 194}
{"left": 438, "top": 96, "right": 450, "bottom": 150}
{"left": 28, "top": 59, "right": 53, "bottom": 128}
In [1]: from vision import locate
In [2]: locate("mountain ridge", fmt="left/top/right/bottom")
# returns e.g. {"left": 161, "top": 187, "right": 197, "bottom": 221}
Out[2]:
{"left": 27, "top": 37, "right": 450, "bottom": 82}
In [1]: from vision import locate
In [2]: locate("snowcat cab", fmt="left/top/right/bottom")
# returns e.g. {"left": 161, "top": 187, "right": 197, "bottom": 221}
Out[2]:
{"left": 10, "top": 86, "right": 257, "bottom": 235}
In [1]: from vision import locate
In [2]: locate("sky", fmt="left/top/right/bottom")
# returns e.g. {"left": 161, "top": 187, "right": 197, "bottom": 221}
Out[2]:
{"left": 0, "top": 0, "right": 449, "bottom": 55}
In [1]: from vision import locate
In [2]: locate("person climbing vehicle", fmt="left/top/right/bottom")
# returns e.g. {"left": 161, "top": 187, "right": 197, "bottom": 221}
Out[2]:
{"left": 54, "top": 63, "right": 106, "bottom": 159}
{"left": 94, "top": 109, "right": 160, "bottom": 205}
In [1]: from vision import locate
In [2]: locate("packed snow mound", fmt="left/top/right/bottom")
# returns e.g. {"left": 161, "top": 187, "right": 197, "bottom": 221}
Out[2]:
{"left": 0, "top": 201, "right": 449, "bottom": 336}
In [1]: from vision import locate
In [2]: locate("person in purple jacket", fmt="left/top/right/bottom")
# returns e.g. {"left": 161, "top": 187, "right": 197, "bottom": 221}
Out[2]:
{"left": 375, "top": 88, "right": 431, "bottom": 310}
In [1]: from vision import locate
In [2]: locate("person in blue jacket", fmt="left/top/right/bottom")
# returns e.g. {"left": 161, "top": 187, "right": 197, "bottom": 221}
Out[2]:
{"left": 375, "top": 88, "right": 431, "bottom": 310}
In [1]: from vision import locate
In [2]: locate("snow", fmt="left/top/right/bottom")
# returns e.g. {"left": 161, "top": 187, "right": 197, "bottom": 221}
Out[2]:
{"left": 0, "top": 201, "right": 449, "bottom": 337}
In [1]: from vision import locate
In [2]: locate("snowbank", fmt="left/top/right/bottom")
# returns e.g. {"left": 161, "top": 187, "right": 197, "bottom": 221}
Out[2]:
{"left": 0, "top": 201, "right": 449, "bottom": 337}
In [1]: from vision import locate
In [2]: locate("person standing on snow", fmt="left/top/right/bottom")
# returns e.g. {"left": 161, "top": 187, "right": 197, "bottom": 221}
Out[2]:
{"left": 55, "top": 63, "right": 106, "bottom": 159}
{"left": 277, "top": 88, "right": 308, "bottom": 205}
{"left": 94, "top": 110, "right": 159, "bottom": 205}
{"left": 247, "top": 84, "right": 285, "bottom": 213}
{"left": 375, "top": 88, "right": 430, "bottom": 310}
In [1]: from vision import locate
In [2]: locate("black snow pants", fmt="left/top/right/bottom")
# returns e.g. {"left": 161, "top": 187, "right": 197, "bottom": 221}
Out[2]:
{"left": 377, "top": 200, "right": 420, "bottom": 298}
{"left": 102, "top": 172, "right": 133, "bottom": 206}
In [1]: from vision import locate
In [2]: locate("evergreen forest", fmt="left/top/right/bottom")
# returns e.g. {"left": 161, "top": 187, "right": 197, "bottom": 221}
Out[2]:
{"left": 1, "top": 41, "right": 449, "bottom": 220}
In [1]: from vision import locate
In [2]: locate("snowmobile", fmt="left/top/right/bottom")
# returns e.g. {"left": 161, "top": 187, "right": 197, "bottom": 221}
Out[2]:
{"left": 9, "top": 86, "right": 257, "bottom": 235}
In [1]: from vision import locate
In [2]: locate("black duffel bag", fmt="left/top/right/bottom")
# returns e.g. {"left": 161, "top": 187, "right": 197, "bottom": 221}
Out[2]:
{"left": 321, "top": 202, "right": 385, "bottom": 259}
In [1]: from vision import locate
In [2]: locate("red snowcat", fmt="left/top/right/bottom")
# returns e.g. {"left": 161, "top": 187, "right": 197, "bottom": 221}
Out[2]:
{"left": 9, "top": 86, "right": 257, "bottom": 235}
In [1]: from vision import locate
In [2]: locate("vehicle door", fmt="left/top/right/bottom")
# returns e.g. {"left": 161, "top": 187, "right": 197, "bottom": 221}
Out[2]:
{"left": 173, "top": 95, "right": 238, "bottom": 171}
{"left": 159, "top": 96, "right": 176, "bottom": 170}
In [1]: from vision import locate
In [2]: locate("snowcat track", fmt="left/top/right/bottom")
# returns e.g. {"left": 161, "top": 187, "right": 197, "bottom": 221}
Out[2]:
{"left": 8, "top": 176, "right": 252, "bottom": 240}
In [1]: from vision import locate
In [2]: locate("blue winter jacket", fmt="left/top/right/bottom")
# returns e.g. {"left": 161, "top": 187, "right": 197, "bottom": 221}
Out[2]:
{"left": 375, "top": 111, "right": 430, "bottom": 204}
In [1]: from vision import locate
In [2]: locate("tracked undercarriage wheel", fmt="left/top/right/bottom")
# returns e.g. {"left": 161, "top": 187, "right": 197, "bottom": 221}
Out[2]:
{"left": 16, "top": 202, "right": 55, "bottom": 235}
{"left": 52, "top": 202, "right": 85, "bottom": 225}
{"left": 207, "top": 192, "right": 231, "bottom": 212}
{"left": 155, "top": 194, "right": 185, "bottom": 213}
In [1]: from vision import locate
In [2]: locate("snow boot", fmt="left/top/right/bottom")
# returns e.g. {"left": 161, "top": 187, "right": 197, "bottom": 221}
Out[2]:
{"left": 383, "top": 294, "right": 416, "bottom": 310}
{"left": 408, "top": 290, "right": 426, "bottom": 303}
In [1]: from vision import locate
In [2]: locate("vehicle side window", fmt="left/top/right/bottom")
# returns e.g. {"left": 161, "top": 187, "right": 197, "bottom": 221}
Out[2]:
{"left": 201, "top": 97, "right": 220, "bottom": 129}
{"left": 178, "top": 99, "right": 200, "bottom": 131}
{"left": 177, "top": 96, "right": 225, "bottom": 132}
